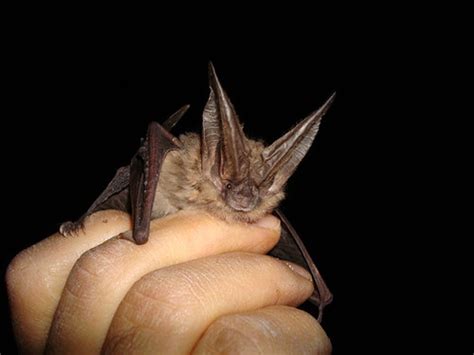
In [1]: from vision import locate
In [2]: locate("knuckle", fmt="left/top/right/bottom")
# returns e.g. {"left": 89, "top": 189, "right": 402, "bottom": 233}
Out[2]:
{"left": 63, "top": 244, "right": 123, "bottom": 299}
{"left": 73, "top": 248, "right": 109, "bottom": 280}
{"left": 6, "top": 247, "right": 39, "bottom": 296}
{"left": 71, "top": 239, "right": 128, "bottom": 281}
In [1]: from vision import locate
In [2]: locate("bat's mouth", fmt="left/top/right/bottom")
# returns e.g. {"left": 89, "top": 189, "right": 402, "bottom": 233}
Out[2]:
{"left": 226, "top": 195, "right": 259, "bottom": 213}
{"left": 231, "top": 204, "right": 255, "bottom": 213}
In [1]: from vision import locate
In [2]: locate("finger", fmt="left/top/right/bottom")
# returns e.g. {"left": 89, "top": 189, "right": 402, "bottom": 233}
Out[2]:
{"left": 193, "top": 305, "right": 332, "bottom": 354}
{"left": 6, "top": 210, "right": 131, "bottom": 354}
{"left": 103, "top": 252, "right": 313, "bottom": 354}
{"left": 45, "top": 211, "right": 280, "bottom": 354}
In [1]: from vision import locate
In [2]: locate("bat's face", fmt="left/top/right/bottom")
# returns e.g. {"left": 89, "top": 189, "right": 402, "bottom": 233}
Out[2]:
{"left": 213, "top": 138, "right": 267, "bottom": 213}
{"left": 222, "top": 177, "right": 259, "bottom": 212}
{"left": 214, "top": 176, "right": 283, "bottom": 222}
{"left": 209, "top": 138, "right": 285, "bottom": 222}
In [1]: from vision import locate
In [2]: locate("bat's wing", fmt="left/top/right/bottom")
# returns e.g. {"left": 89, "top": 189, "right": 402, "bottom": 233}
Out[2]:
{"left": 60, "top": 106, "right": 188, "bottom": 242}
{"left": 270, "top": 209, "right": 333, "bottom": 322}
{"left": 59, "top": 166, "right": 131, "bottom": 236}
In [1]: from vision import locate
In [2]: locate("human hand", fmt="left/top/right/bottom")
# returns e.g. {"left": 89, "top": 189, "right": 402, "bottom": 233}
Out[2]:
{"left": 6, "top": 210, "right": 331, "bottom": 354}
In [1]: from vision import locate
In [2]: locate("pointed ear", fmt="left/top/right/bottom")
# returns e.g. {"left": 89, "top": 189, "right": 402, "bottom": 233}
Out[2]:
{"left": 162, "top": 104, "right": 190, "bottom": 131}
{"left": 261, "top": 93, "right": 335, "bottom": 193}
{"left": 202, "top": 62, "right": 250, "bottom": 187}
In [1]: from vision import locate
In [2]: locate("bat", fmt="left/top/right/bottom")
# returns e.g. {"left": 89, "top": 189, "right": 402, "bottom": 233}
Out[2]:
{"left": 60, "top": 63, "right": 334, "bottom": 321}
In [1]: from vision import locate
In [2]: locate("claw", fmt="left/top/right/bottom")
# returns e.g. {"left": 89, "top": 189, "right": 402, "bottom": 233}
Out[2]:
{"left": 59, "top": 221, "right": 84, "bottom": 237}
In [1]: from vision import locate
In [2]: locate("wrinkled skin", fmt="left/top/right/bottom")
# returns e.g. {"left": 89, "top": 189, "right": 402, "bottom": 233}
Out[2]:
{"left": 7, "top": 210, "right": 332, "bottom": 354}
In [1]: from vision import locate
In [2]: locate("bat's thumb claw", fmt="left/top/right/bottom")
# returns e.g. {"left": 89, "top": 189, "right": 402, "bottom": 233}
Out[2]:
{"left": 59, "top": 221, "right": 84, "bottom": 237}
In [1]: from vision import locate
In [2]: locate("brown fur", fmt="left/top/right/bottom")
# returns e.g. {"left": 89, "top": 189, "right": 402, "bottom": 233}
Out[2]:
{"left": 152, "top": 133, "right": 285, "bottom": 223}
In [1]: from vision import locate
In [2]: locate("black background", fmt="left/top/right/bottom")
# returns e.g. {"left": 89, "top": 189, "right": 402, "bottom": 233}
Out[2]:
{"left": 1, "top": 14, "right": 464, "bottom": 353}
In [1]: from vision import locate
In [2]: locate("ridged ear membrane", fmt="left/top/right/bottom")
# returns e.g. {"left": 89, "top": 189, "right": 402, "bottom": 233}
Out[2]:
{"left": 261, "top": 93, "right": 335, "bottom": 193}
{"left": 202, "top": 62, "right": 250, "bottom": 188}
{"left": 162, "top": 104, "right": 190, "bottom": 131}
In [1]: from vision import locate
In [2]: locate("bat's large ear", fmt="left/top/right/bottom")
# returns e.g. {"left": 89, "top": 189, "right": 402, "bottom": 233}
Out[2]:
{"left": 202, "top": 62, "right": 250, "bottom": 188}
{"left": 260, "top": 93, "right": 335, "bottom": 193}
{"left": 162, "top": 104, "right": 190, "bottom": 131}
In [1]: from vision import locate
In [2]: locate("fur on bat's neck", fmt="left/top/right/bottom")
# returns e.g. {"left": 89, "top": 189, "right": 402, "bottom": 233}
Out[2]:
{"left": 152, "top": 133, "right": 285, "bottom": 223}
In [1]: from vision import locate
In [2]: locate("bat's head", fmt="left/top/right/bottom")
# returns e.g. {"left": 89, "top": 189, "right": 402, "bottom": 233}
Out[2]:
{"left": 198, "top": 63, "right": 334, "bottom": 223}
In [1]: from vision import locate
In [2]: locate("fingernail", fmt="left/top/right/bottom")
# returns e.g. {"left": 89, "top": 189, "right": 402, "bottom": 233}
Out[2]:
{"left": 281, "top": 261, "right": 313, "bottom": 282}
{"left": 254, "top": 215, "right": 281, "bottom": 231}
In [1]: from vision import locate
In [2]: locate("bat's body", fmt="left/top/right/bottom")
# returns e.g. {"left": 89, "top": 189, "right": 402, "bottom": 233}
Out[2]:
{"left": 60, "top": 63, "right": 334, "bottom": 321}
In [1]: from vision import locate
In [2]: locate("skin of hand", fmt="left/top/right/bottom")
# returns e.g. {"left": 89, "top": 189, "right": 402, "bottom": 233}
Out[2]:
{"left": 6, "top": 210, "right": 332, "bottom": 354}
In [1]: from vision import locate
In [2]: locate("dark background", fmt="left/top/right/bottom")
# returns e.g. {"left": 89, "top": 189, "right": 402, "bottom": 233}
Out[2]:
{"left": 2, "top": 16, "right": 464, "bottom": 353}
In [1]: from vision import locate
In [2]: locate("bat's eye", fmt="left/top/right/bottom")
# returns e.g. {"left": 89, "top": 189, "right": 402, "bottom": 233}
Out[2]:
{"left": 226, "top": 183, "right": 232, "bottom": 190}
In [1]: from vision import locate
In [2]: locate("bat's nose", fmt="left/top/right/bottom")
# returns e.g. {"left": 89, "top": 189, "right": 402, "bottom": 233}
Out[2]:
{"left": 226, "top": 183, "right": 259, "bottom": 212}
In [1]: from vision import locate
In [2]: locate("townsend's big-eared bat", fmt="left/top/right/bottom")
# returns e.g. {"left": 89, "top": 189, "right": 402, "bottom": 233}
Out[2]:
{"left": 60, "top": 63, "right": 334, "bottom": 321}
